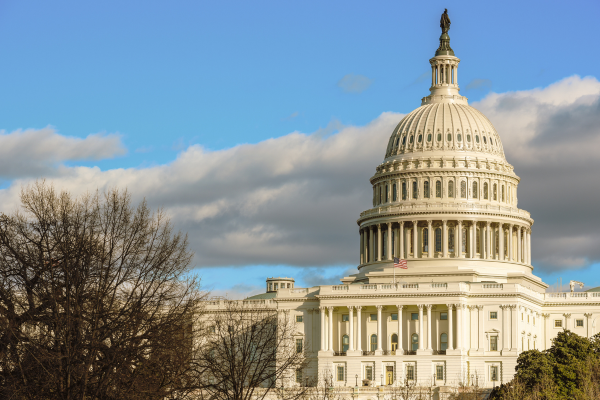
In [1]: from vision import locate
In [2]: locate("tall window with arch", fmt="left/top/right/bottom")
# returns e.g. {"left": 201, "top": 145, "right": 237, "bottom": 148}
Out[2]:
{"left": 370, "top": 334, "right": 377, "bottom": 352}
{"left": 411, "top": 334, "right": 419, "bottom": 351}
{"left": 461, "top": 181, "right": 466, "bottom": 198}
{"left": 435, "top": 228, "right": 442, "bottom": 252}
{"left": 483, "top": 182, "right": 489, "bottom": 200}
{"left": 393, "top": 183, "right": 397, "bottom": 201}
{"left": 502, "top": 185, "right": 505, "bottom": 202}
{"left": 342, "top": 335, "right": 349, "bottom": 352}
{"left": 424, "top": 181, "right": 430, "bottom": 198}
{"left": 476, "top": 227, "right": 481, "bottom": 254}
{"left": 380, "top": 186, "right": 383, "bottom": 204}
{"left": 391, "top": 334, "right": 398, "bottom": 352}
{"left": 493, "top": 183, "right": 497, "bottom": 200}
{"left": 440, "top": 333, "right": 448, "bottom": 351}
{"left": 449, "top": 228, "right": 455, "bottom": 253}
{"left": 473, "top": 182, "right": 478, "bottom": 198}
{"left": 412, "top": 181, "right": 418, "bottom": 199}
{"left": 436, "top": 181, "right": 442, "bottom": 198}
{"left": 462, "top": 227, "right": 467, "bottom": 253}
{"left": 423, "top": 228, "right": 429, "bottom": 253}
{"left": 385, "top": 185, "right": 389, "bottom": 203}
{"left": 448, "top": 180, "right": 454, "bottom": 198}
{"left": 373, "top": 187, "right": 376, "bottom": 206}
{"left": 402, "top": 182, "right": 407, "bottom": 200}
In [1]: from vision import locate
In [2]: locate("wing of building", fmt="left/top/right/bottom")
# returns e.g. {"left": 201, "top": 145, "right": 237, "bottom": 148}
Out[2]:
{"left": 237, "top": 12, "right": 600, "bottom": 394}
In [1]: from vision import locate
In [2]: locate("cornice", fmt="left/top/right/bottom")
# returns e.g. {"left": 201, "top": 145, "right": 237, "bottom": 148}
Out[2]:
{"left": 357, "top": 209, "right": 533, "bottom": 226}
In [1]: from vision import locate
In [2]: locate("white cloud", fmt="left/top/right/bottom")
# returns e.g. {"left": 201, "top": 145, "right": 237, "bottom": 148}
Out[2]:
{"left": 337, "top": 74, "right": 373, "bottom": 94}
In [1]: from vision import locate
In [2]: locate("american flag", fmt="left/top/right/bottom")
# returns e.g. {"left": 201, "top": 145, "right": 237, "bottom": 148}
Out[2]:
{"left": 393, "top": 257, "right": 408, "bottom": 269}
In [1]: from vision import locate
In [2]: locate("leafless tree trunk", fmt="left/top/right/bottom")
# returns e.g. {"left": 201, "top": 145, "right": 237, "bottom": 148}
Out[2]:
{"left": 196, "top": 299, "right": 309, "bottom": 400}
{"left": 0, "top": 182, "right": 206, "bottom": 400}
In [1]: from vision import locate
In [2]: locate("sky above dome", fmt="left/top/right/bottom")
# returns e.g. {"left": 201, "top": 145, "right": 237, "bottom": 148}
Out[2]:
{"left": 0, "top": 0, "right": 599, "bottom": 298}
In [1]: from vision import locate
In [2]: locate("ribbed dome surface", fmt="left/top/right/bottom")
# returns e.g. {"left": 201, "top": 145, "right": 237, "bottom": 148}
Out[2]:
{"left": 385, "top": 102, "right": 505, "bottom": 159}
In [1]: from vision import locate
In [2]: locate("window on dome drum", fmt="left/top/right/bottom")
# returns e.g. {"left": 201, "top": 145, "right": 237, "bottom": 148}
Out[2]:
{"left": 435, "top": 228, "right": 442, "bottom": 252}
{"left": 296, "top": 338, "right": 303, "bottom": 353}
{"left": 448, "top": 181, "right": 454, "bottom": 197}
{"left": 371, "top": 334, "right": 377, "bottom": 351}
{"left": 490, "top": 138, "right": 494, "bottom": 145}
{"left": 457, "top": 134, "right": 462, "bottom": 142}
{"left": 412, "top": 181, "right": 418, "bottom": 199}
{"left": 490, "top": 311, "right": 498, "bottom": 320}
{"left": 440, "top": 333, "right": 448, "bottom": 351}
{"left": 467, "top": 134, "right": 471, "bottom": 142}
{"left": 402, "top": 182, "right": 407, "bottom": 200}
{"left": 296, "top": 315, "right": 303, "bottom": 323}
{"left": 461, "top": 181, "right": 466, "bottom": 198}
{"left": 337, "top": 365, "right": 344, "bottom": 381}
{"left": 391, "top": 313, "right": 398, "bottom": 321}
{"left": 484, "top": 182, "right": 489, "bottom": 200}
{"left": 441, "top": 312, "right": 448, "bottom": 320}
{"left": 476, "top": 135, "right": 480, "bottom": 143}
{"left": 406, "top": 365, "right": 415, "bottom": 380}
{"left": 483, "top": 136, "right": 487, "bottom": 144}
{"left": 342, "top": 335, "right": 349, "bottom": 352}
{"left": 577, "top": 319, "right": 584, "bottom": 327}
{"left": 437, "top": 133, "right": 442, "bottom": 142}
{"left": 491, "top": 336, "right": 498, "bottom": 351}
{"left": 395, "top": 137, "right": 399, "bottom": 147}
{"left": 473, "top": 182, "right": 478, "bottom": 198}
{"left": 342, "top": 314, "right": 349, "bottom": 322}
{"left": 447, "top": 133, "right": 452, "bottom": 141}
{"left": 274, "top": 283, "right": 278, "bottom": 290}
{"left": 424, "top": 181, "right": 430, "bottom": 198}
{"left": 436, "top": 365, "right": 444, "bottom": 380}
{"left": 418, "top": 134, "right": 422, "bottom": 143}
{"left": 427, "top": 133, "right": 432, "bottom": 142}
{"left": 449, "top": 229, "right": 455, "bottom": 252}
{"left": 385, "top": 185, "right": 389, "bottom": 203}
{"left": 391, "top": 334, "right": 398, "bottom": 352}
{"left": 409, "top": 135, "right": 414, "bottom": 144}
{"left": 402, "top": 136, "right": 406, "bottom": 145}
{"left": 476, "top": 229, "right": 481, "bottom": 254}
{"left": 423, "top": 228, "right": 429, "bottom": 252}
{"left": 411, "top": 313, "right": 418, "bottom": 320}
{"left": 411, "top": 334, "right": 419, "bottom": 351}
{"left": 493, "top": 183, "right": 497, "bottom": 200}
{"left": 436, "top": 181, "right": 441, "bottom": 198}
{"left": 393, "top": 184, "right": 397, "bottom": 201}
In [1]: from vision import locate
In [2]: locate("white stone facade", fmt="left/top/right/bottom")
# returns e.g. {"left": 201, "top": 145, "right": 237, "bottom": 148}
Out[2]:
{"left": 237, "top": 19, "right": 600, "bottom": 395}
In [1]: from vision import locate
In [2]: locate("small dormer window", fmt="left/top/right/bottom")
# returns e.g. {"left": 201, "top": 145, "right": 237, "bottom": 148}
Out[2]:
{"left": 467, "top": 134, "right": 471, "bottom": 142}
{"left": 483, "top": 136, "right": 487, "bottom": 144}
{"left": 457, "top": 134, "right": 462, "bottom": 142}
{"left": 476, "top": 135, "right": 480, "bottom": 143}
{"left": 437, "top": 133, "right": 442, "bottom": 141}
{"left": 447, "top": 133, "right": 452, "bottom": 141}
{"left": 402, "top": 136, "right": 407, "bottom": 145}
{"left": 409, "top": 135, "right": 414, "bottom": 144}
{"left": 427, "top": 133, "right": 432, "bottom": 142}
{"left": 418, "top": 134, "right": 422, "bottom": 143}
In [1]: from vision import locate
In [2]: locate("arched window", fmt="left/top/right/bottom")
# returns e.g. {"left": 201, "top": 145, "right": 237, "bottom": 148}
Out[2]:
{"left": 435, "top": 228, "right": 442, "bottom": 252}
{"left": 449, "top": 228, "right": 455, "bottom": 253}
{"left": 467, "top": 134, "right": 471, "bottom": 142}
{"left": 476, "top": 135, "right": 480, "bottom": 143}
{"left": 448, "top": 181, "right": 454, "bottom": 198}
{"left": 483, "top": 182, "right": 489, "bottom": 200}
{"left": 476, "top": 228, "right": 481, "bottom": 254}
{"left": 342, "top": 335, "right": 349, "bottom": 352}
{"left": 457, "top": 134, "right": 462, "bottom": 142}
{"left": 436, "top": 181, "right": 442, "bottom": 198}
{"left": 402, "top": 182, "right": 407, "bottom": 200}
{"left": 437, "top": 133, "right": 442, "bottom": 142}
{"left": 461, "top": 181, "right": 466, "bottom": 198}
{"left": 409, "top": 135, "right": 414, "bottom": 144}
{"left": 393, "top": 184, "right": 397, "bottom": 201}
{"left": 379, "top": 186, "right": 383, "bottom": 204}
{"left": 483, "top": 136, "right": 487, "bottom": 144}
{"left": 447, "top": 133, "right": 452, "bottom": 141}
{"left": 423, "top": 228, "right": 429, "bottom": 252}
{"left": 427, "top": 133, "right": 432, "bottom": 142}
{"left": 402, "top": 136, "right": 406, "bottom": 145}
{"left": 418, "top": 134, "right": 422, "bottom": 143}
{"left": 440, "top": 333, "right": 448, "bottom": 351}
{"left": 424, "top": 181, "right": 430, "bottom": 198}
{"left": 502, "top": 185, "right": 505, "bottom": 202}
{"left": 473, "top": 182, "right": 478, "bottom": 199}
{"left": 411, "top": 334, "right": 419, "bottom": 351}
{"left": 385, "top": 185, "right": 389, "bottom": 203}
{"left": 493, "top": 183, "right": 497, "bottom": 201}
{"left": 412, "top": 181, "right": 418, "bottom": 199}
{"left": 462, "top": 228, "right": 467, "bottom": 253}
{"left": 395, "top": 137, "right": 399, "bottom": 147}
{"left": 371, "top": 334, "right": 377, "bottom": 352}
{"left": 391, "top": 334, "right": 398, "bottom": 352}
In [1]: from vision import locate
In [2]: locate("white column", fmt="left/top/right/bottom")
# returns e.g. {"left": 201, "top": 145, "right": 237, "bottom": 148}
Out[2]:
{"left": 442, "top": 220, "right": 448, "bottom": 258}
{"left": 418, "top": 304, "right": 424, "bottom": 350}
{"left": 328, "top": 306, "right": 334, "bottom": 352}
{"left": 456, "top": 304, "right": 463, "bottom": 350}
{"left": 478, "top": 306, "right": 485, "bottom": 351}
{"left": 528, "top": 229, "right": 532, "bottom": 264}
{"left": 320, "top": 306, "right": 326, "bottom": 351}
{"left": 356, "top": 306, "right": 363, "bottom": 352}
{"left": 427, "top": 220, "right": 433, "bottom": 258}
{"left": 508, "top": 224, "right": 514, "bottom": 262}
{"left": 447, "top": 304, "right": 454, "bottom": 350}
{"left": 517, "top": 226, "right": 522, "bottom": 263}
{"left": 369, "top": 226, "right": 374, "bottom": 263}
{"left": 469, "top": 221, "right": 475, "bottom": 258}
{"left": 387, "top": 222, "right": 393, "bottom": 260}
{"left": 399, "top": 222, "right": 405, "bottom": 259}
{"left": 360, "top": 229, "right": 364, "bottom": 264}
{"left": 511, "top": 305, "right": 517, "bottom": 351}
{"left": 397, "top": 305, "right": 404, "bottom": 352}
{"left": 377, "top": 224, "right": 382, "bottom": 261}
{"left": 426, "top": 304, "right": 433, "bottom": 350}
{"left": 376, "top": 305, "right": 383, "bottom": 353}
{"left": 457, "top": 220, "right": 464, "bottom": 258}
{"left": 348, "top": 306, "right": 355, "bottom": 351}
{"left": 499, "top": 223, "right": 504, "bottom": 261}
{"left": 413, "top": 220, "right": 419, "bottom": 259}
{"left": 501, "top": 306, "right": 509, "bottom": 351}
{"left": 486, "top": 221, "right": 492, "bottom": 260}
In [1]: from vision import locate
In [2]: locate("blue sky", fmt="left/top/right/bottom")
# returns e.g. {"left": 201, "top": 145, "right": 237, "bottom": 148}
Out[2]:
{"left": 1, "top": 0, "right": 600, "bottom": 297}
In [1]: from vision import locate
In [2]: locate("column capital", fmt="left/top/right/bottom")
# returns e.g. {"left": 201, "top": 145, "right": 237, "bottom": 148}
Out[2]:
{"left": 355, "top": 305, "right": 363, "bottom": 311}
{"left": 476, "top": 305, "right": 484, "bottom": 310}
{"left": 426, "top": 304, "right": 433, "bottom": 310}
{"left": 427, "top": 220, "right": 433, "bottom": 225}
{"left": 541, "top": 313, "right": 550, "bottom": 318}
{"left": 585, "top": 313, "right": 593, "bottom": 318}
{"left": 327, "top": 306, "right": 334, "bottom": 311}
{"left": 347, "top": 305, "right": 355, "bottom": 311}
{"left": 387, "top": 221, "right": 392, "bottom": 227}
{"left": 446, "top": 304, "right": 455, "bottom": 310}
{"left": 442, "top": 219, "right": 448, "bottom": 225}
{"left": 508, "top": 304, "right": 517, "bottom": 309}
{"left": 563, "top": 313, "right": 571, "bottom": 318}
{"left": 508, "top": 223, "right": 514, "bottom": 229}
{"left": 412, "top": 220, "right": 419, "bottom": 226}
{"left": 397, "top": 305, "right": 404, "bottom": 310}
{"left": 399, "top": 221, "right": 405, "bottom": 227}
{"left": 377, "top": 223, "right": 382, "bottom": 229}
{"left": 375, "top": 305, "right": 383, "bottom": 311}
{"left": 457, "top": 220, "right": 462, "bottom": 226}
{"left": 319, "top": 306, "right": 327, "bottom": 311}
{"left": 417, "top": 304, "right": 424, "bottom": 310}
{"left": 486, "top": 221, "right": 491, "bottom": 227}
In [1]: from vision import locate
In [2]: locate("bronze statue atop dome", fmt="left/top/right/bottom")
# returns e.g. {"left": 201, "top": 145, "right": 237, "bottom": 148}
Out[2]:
{"left": 440, "top": 9, "right": 451, "bottom": 34}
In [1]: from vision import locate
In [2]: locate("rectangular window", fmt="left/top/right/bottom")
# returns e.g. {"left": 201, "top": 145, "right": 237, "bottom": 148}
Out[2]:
{"left": 491, "top": 366, "right": 498, "bottom": 381}
{"left": 436, "top": 365, "right": 444, "bottom": 380}
{"left": 490, "top": 311, "right": 498, "bottom": 320}
{"left": 391, "top": 313, "right": 398, "bottom": 321}
{"left": 576, "top": 319, "right": 584, "bottom": 327}
{"left": 402, "top": 182, "right": 407, "bottom": 200}
{"left": 393, "top": 184, "right": 397, "bottom": 201}
{"left": 337, "top": 365, "right": 344, "bottom": 382}
{"left": 385, "top": 185, "right": 389, "bottom": 203}
{"left": 411, "top": 313, "right": 418, "bottom": 320}
{"left": 342, "top": 314, "right": 349, "bottom": 322}
{"left": 296, "top": 315, "right": 303, "bottom": 323}
{"left": 296, "top": 338, "right": 303, "bottom": 353}
{"left": 412, "top": 181, "right": 418, "bottom": 199}
{"left": 555, "top": 320, "right": 563, "bottom": 328}
{"left": 440, "top": 312, "right": 448, "bottom": 320}
{"left": 370, "top": 314, "right": 377, "bottom": 321}
{"left": 490, "top": 336, "right": 498, "bottom": 351}
{"left": 296, "top": 369, "right": 303, "bottom": 384}
{"left": 365, "top": 366, "right": 373, "bottom": 381}
{"left": 406, "top": 365, "right": 415, "bottom": 380}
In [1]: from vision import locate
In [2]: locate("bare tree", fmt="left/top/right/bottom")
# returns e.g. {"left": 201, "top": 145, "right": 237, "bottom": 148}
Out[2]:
{"left": 196, "top": 299, "right": 309, "bottom": 400}
{"left": 0, "top": 182, "right": 205, "bottom": 400}
{"left": 383, "top": 377, "right": 419, "bottom": 400}
{"left": 449, "top": 370, "right": 486, "bottom": 400}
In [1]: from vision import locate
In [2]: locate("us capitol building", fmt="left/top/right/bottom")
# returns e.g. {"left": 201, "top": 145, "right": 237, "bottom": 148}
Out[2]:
{"left": 240, "top": 12, "right": 600, "bottom": 393}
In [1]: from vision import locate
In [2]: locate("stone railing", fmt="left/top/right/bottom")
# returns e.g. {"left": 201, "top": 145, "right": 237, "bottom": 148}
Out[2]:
{"left": 545, "top": 292, "right": 600, "bottom": 301}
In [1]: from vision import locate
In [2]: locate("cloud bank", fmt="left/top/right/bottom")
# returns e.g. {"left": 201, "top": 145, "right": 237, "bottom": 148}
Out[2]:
{"left": 1, "top": 75, "right": 599, "bottom": 273}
